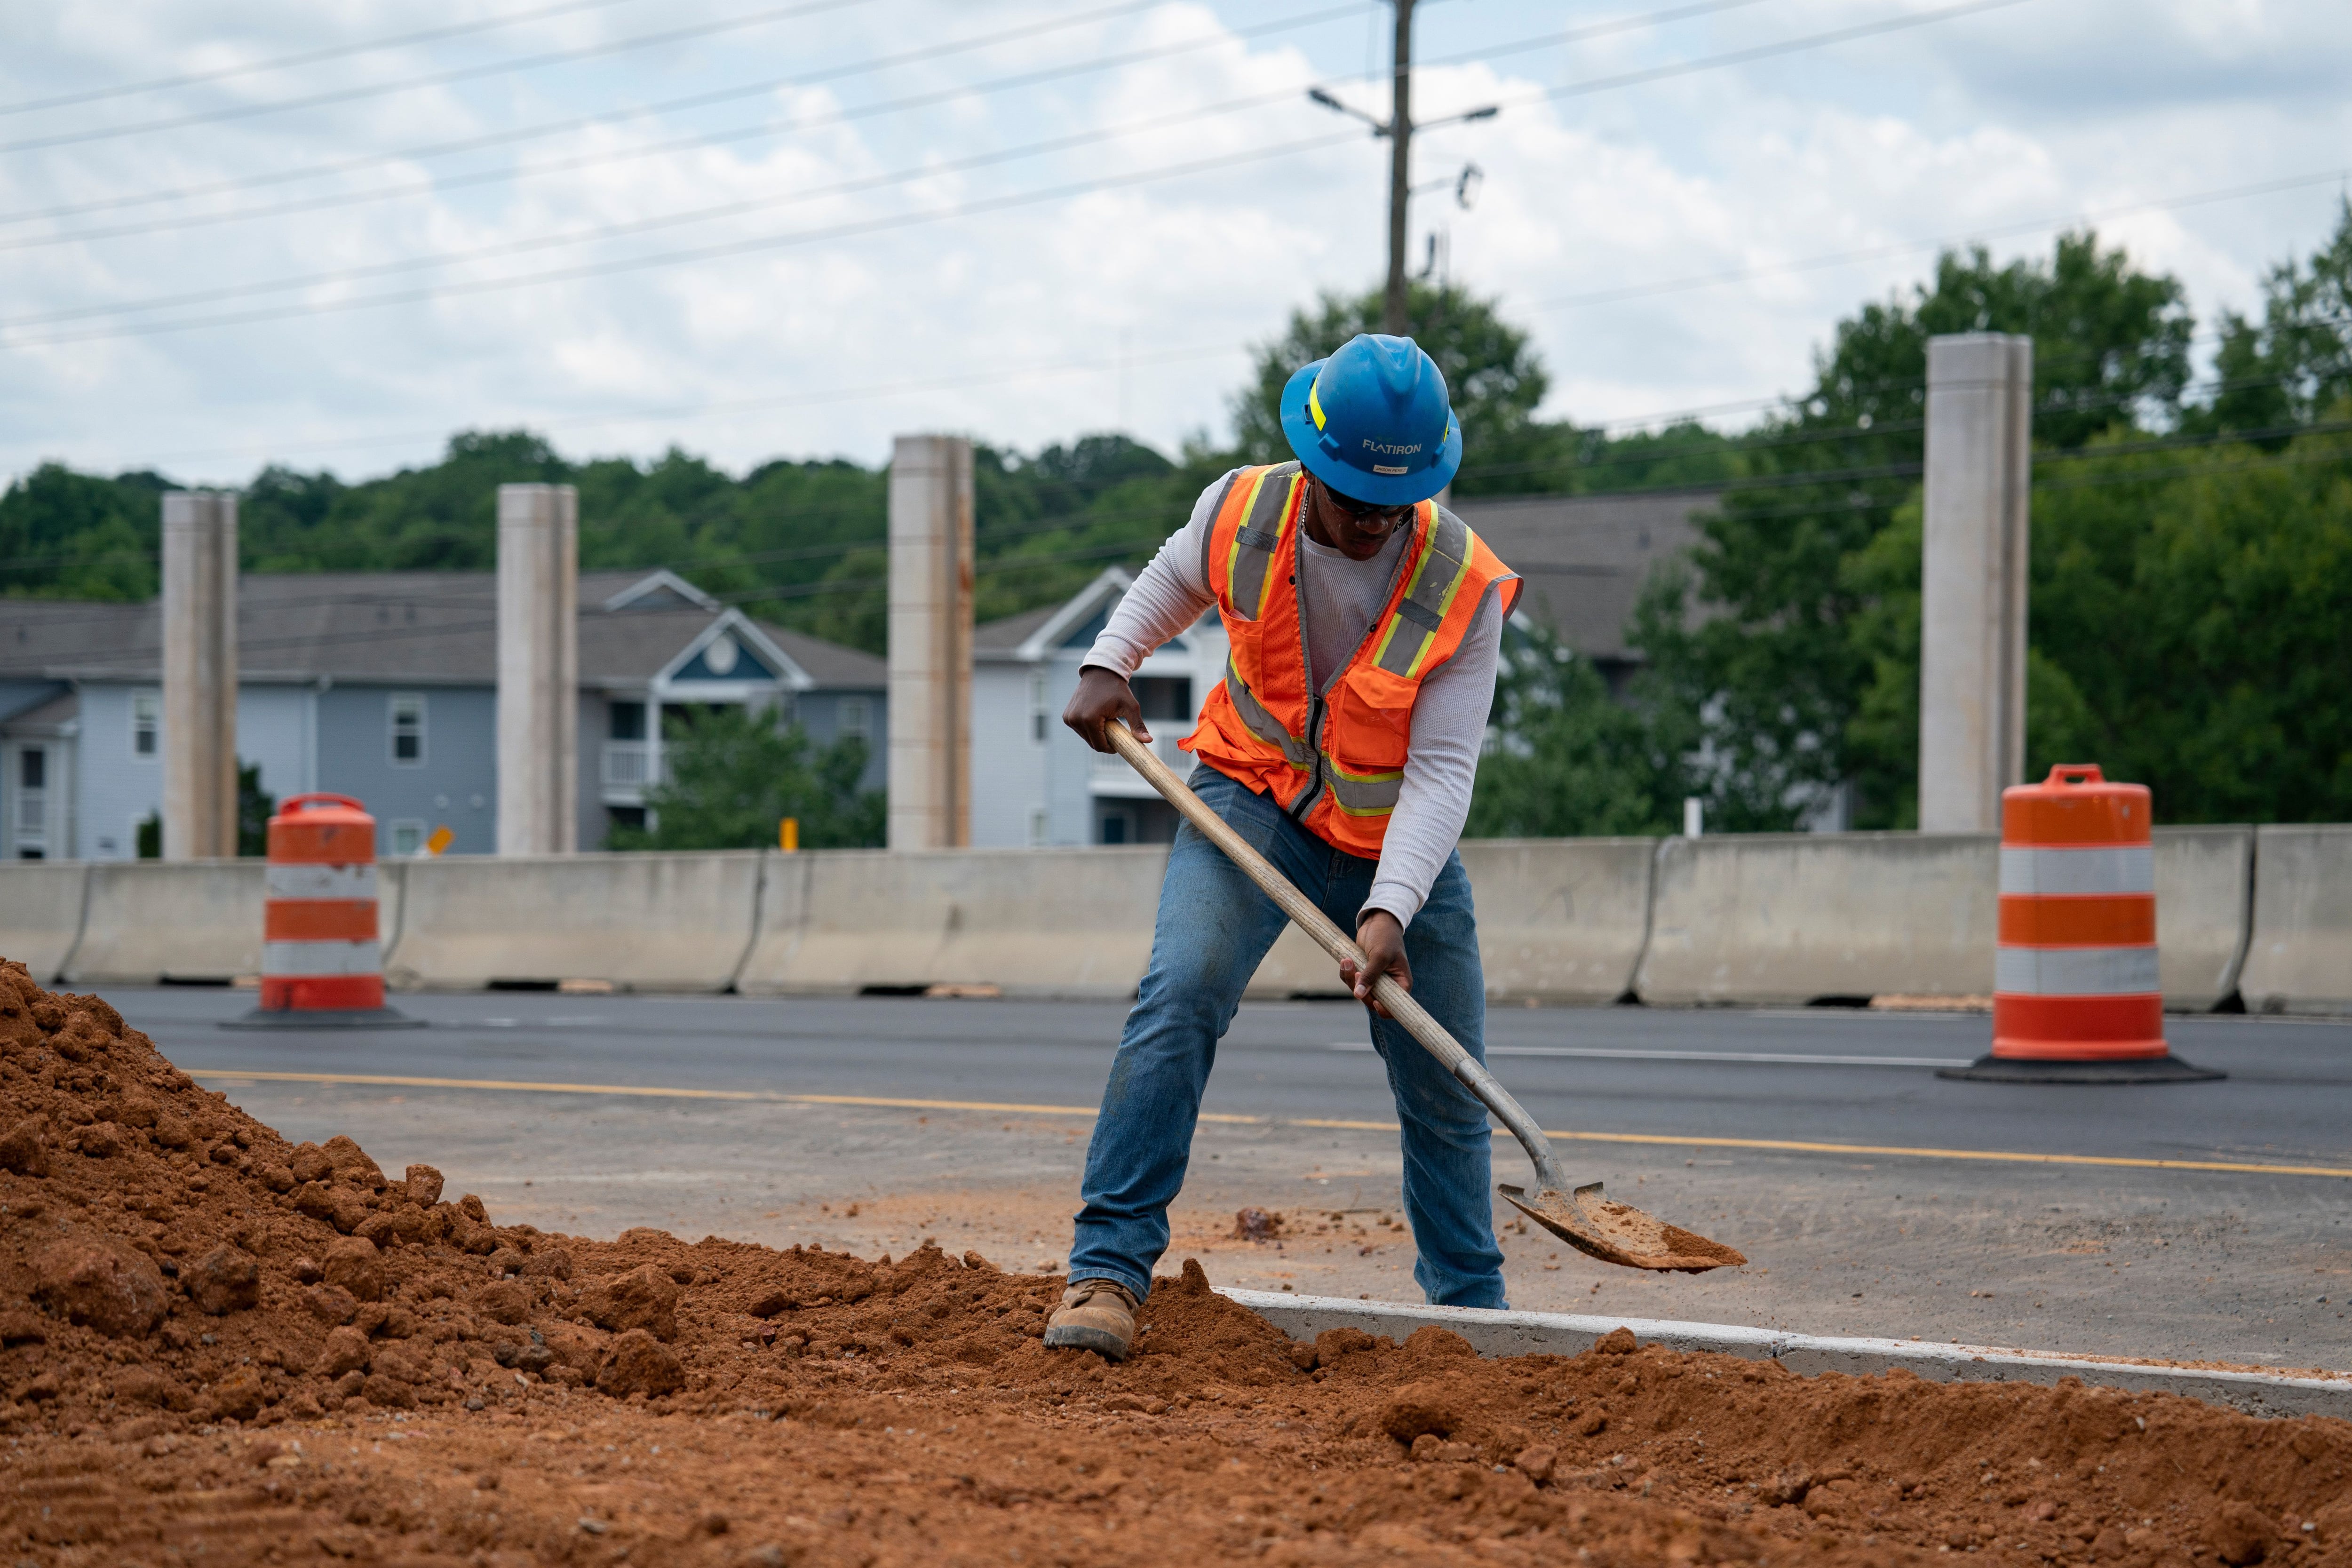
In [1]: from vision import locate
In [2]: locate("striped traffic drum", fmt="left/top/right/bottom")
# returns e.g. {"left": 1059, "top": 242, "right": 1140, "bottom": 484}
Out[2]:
{"left": 222, "top": 793, "right": 422, "bottom": 1031}
{"left": 1941, "top": 764, "right": 2218, "bottom": 1083}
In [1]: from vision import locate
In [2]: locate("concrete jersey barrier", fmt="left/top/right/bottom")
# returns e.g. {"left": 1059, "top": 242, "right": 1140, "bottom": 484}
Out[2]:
{"left": 1241, "top": 838, "right": 1658, "bottom": 1003}
{"left": 2150, "top": 826, "right": 2255, "bottom": 1011}
{"left": 1224, "top": 1289, "right": 2352, "bottom": 1421}
{"left": 381, "top": 852, "right": 761, "bottom": 992}
{"left": 1636, "top": 832, "right": 1999, "bottom": 1006}
{"left": 739, "top": 846, "right": 1168, "bottom": 999}
{"left": 62, "top": 861, "right": 269, "bottom": 986}
{"left": 0, "top": 863, "right": 89, "bottom": 983}
{"left": 2239, "top": 824, "right": 2352, "bottom": 1015}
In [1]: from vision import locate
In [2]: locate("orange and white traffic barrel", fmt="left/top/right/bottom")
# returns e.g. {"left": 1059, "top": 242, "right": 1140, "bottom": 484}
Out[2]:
{"left": 1941, "top": 764, "right": 2218, "bottom": 1083}
{"left": 222, "top": 793, "right": 422, "bottom": 1031}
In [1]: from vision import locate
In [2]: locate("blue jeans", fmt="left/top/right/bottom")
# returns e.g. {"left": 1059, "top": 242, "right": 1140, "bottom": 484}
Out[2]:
{"left": 1067, "top": 766, "right": 1506, "bottom": 1309}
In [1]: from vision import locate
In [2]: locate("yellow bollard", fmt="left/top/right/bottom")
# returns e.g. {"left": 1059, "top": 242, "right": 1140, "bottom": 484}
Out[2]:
{"left": 779, "top": 817, "right": 800, "bottom": 852}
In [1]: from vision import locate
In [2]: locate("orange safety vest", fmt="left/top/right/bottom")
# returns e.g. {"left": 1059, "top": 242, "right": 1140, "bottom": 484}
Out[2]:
{"left": 1181, "top": 461, "right": 1521, "bottom": 859}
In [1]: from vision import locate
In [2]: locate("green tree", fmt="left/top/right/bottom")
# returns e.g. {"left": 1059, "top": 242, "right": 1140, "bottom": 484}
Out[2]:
{"left": 0, "top": 462, "right": 170, "bottom": 599}
{"left": 2186, "top": 198, "right": 2352, "bottom": 441}
{"left": 610, "top": 706, "right": 882, "bottom": 851}
{"left": 1466, "top": 623, "right": 1686, "bottom": 838}
{"left": 238, "top": 762, "right": 277, "bottom": 857}
{"left": 1637, "top": 231, "right": 2198, "bottom": 829}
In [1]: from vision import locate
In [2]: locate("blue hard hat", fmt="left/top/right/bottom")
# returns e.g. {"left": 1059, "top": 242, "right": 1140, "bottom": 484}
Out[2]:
{"left": 1279, "top": 333, "right": 1462, "bottom": 506}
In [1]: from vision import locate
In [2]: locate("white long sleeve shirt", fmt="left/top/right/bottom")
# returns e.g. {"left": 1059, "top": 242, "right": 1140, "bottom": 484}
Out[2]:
{"left": 1080, "top": 469, "right": 1503, "bottom": 928}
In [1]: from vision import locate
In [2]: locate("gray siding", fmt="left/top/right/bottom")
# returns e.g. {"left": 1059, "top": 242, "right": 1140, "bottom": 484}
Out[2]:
{"left": 76, "top": 684, "right": 159, "bottom": 860}
{"left": 318, "top": 685, "right": 499, "bottom": 855}
{"left": 793, "top": 690, "right": 887, "bottom": 793}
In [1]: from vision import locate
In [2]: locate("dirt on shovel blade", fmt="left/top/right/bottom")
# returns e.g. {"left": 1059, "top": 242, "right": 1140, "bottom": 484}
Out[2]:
{"left": 1, "top": 955, "right": 2348, "bottom": 1567}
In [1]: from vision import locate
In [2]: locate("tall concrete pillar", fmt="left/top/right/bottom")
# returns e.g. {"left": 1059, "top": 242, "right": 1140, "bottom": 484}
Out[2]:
{"left": 1918, "top": 332, "right": 2032, "bottom": 833}
{"left": 497, "top": 484, "right": 579, "bottom": 856}
{"left": 161, "top": 491, "right": 238, "bottom": 860}
{"left": 887, "top": 434, "right": 973, "bottom": 851}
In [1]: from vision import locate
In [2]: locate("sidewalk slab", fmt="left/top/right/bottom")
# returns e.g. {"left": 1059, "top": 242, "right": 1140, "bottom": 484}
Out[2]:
{"left": 1220, "top": 1288, "right": 2352, "bottom": 1421}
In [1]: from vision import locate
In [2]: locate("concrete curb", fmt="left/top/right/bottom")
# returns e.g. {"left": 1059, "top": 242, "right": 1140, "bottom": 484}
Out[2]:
{"left": 1218, "top": 1289, "right": 2352, "bottom": 1422}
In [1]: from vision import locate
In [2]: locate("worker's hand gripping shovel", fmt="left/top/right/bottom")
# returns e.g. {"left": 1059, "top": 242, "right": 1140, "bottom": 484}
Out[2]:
{"left": 1106, "top": 722, "right": 1745, "bottom": 1274}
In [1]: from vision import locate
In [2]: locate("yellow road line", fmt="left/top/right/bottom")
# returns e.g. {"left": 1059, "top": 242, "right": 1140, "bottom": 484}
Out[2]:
{"left": 187, "top": 1067, "right": 2352, "bottom": 1181}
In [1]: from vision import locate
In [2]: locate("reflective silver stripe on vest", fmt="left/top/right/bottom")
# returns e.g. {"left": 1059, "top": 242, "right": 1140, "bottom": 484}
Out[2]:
{"left": 1323, "top": 759, "right": 1404, "bottom": 816}
{"left": 1224, "top": 659, "right": 1316, "bottom": 771}
{"left": 1374, "top": 507, "right": 1472, "bottom": 677}
{"left": 1226, "top": 462, "right": 1300, "bottom": 621}
{"left": 1198, "top": 469, "right": 1245, "bottom": 592}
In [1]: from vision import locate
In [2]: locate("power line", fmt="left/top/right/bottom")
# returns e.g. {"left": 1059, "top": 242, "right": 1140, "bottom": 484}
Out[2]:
{"left": 0, "top": 131, "right": 1365, "bottom": 349}
{"left": 0, "top": 0, "right": 878, "bottom": 158}
{"left": 1, "top": 0, "right": 1775, "bottom": 255}
{"left": 0, "top": 0, "right": 1311, "bottom": 248}
{"left": 2, "top": 56, "right": 1368, "bottom": 326}
{"left": 0, "top": 0, "right": 651, "bottom": 119}
{"left": 0, "top": 0, "right": 1763, "bottom": 239}
{"left": 0, "top": 0, "right": 2071, "bottom": 347}
{"left": 1523, "top": 166, "right": 2352, "bottom": 318}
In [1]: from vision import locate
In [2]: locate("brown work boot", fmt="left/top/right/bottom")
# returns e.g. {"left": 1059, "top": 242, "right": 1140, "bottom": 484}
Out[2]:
{"left": 1042, "top": 1278, "right": 1139, "bottom": 1361}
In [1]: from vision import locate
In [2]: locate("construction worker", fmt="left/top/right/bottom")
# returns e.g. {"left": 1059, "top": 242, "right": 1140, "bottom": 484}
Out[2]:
{"left": 1048, "top": 333, "right": 1520, "bottom": 1361}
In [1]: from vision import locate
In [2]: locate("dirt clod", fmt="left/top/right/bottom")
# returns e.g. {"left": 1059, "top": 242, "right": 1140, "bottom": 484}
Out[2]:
{"left": 182, "top": 1243, "right": 261, "bottom": 1314}
{"left": 0, "top": 1116, "right": 48, "bottom": 1176}
{"left": 597, "top": 1326, "right": 687, "bottom": 1396}
{"left": 30, "top": 1235, "right": 169, "bottom": 1337}
{"left": 580, "top": 1260, "right": 681, "bottom": 1340}
{"left": 318, "top": 1234, "right": 385, "bottom": 1301}
{"left": 1231, "top": 1206, "right": 1283, "bottom": 1240}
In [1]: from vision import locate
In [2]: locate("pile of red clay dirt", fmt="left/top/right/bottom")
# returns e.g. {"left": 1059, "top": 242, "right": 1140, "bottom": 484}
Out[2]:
{"left": 1, "top": 957, "right": 2348, "bottom": 1568}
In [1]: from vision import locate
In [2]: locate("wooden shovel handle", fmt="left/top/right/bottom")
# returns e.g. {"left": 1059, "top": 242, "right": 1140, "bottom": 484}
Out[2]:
{"left": 1104, "top": 722, "right": 1471, "bottom": 1075}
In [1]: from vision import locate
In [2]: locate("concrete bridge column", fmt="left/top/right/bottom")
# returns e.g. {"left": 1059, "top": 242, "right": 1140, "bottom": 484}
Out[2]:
{"left": 887, "top": 434, "right": 974, "bottom": 851}
{"left": 161, "top": 491, "right": 238, "bottom": 860}
{"left": 497, "top": 483, "right": 579, "bottom": 856}
{"left": 1918, "top": 332, "right": 2032, "bottom": 833}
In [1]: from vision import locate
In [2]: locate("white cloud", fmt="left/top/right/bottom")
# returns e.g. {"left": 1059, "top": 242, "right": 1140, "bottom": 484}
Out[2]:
{"left": 0, "top": 0, "right": 2347, "bottom": 486}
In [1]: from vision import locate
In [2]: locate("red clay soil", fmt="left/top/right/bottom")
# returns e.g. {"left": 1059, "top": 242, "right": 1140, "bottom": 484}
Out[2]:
{"left": 1, "top": 958, "right": 2349, "bottom": 1568}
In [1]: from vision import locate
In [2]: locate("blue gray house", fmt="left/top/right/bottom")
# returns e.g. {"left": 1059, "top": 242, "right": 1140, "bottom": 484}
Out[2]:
{"left": 0, "top": 568, "right": 885, "bottom": 859}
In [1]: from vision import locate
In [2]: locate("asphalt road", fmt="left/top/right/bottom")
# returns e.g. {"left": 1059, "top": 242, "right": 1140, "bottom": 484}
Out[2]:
{"left": 119, "top": 987, "right": 2352, "bottom": 1173}
{"left": 94, "top": 987, "right": 2352, "bottom": 1368}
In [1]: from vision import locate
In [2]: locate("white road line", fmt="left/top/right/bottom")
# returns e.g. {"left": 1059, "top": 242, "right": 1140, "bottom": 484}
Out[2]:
{"left": 1322, "top": 1043, "right": 1974, "bottom": 1068}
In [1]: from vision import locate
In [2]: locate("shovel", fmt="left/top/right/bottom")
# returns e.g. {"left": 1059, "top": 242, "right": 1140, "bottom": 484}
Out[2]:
{"left": 1107, "top": 721, "right": 1745, "bottom": 1274}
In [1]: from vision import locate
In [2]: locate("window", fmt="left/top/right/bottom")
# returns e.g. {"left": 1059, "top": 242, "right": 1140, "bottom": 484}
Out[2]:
{"left": 132, "top": 691, "right": 158, "bottom": 758}
{"left": 839, "top": 696, "right": 872, "bottom": 742}
{"left": 389, "top": 693, "right": 426, "bottom": 765}
{"left": 1029, "top": 672, "right": 1048, "bottom": 743}
{"left": 1028, "top": 808, "right": 1048, "bottom": 846}
{"left": 388, "top": 820, "right": 425, "bottom": 858}
{"left": 608, "top": 700, "right": 646, "bottom": 741}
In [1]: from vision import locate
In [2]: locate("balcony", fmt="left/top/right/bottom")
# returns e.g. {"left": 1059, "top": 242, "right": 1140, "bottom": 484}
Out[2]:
{"left": 601, "top": 741, "right": 661, "bottom": 800}
{"left": 1089, "top": 729, "right": 1192, "bottom": 798}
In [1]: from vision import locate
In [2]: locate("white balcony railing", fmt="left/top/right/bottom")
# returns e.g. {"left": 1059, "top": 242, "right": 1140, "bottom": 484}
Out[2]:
{"left": 601, "top": 740, "right": 660, "bottom": 790}
{"left": 1089, "top": 729, "right": 1191, "bottom": 796}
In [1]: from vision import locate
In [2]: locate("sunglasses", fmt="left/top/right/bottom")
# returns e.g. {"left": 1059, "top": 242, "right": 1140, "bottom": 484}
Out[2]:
{"left": 1318, "top": 482, "right": 1414, "bottom": 525}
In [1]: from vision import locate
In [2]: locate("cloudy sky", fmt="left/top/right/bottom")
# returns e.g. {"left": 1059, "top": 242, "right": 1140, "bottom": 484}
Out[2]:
{"left": 2, "top": 0, "right": 2346, "bottom": 486}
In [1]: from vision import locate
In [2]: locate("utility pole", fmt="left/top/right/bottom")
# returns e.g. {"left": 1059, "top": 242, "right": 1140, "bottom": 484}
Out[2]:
{"left": 1308, "top": 2, "right": 1495, "bottom": 339}
{"left": 1384, "top": 0, "right": 1414, "bottom": 336}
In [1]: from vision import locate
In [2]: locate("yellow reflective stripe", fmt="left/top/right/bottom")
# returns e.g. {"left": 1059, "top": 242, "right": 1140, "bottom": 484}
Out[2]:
{"left": 1369, "top": 505, "right": 1448, "bottom": 676}
{"left": 1325, "top": 755, "right": 1403, "bottom": 783}
{"left": 1322, "top": 751, "right": 1404, "bottom": 816}
{"left": 1253, "top": 471, "right": 1299, "bottom": 612}
{"left": 1399, "top": 550, "right": 1472, "bottom": 680}
{"left": 1224, "top": 469, "right": 1290, "bottom": 618}
{"left": 1308, "top": 371, "right": 1327, "bottom": 430}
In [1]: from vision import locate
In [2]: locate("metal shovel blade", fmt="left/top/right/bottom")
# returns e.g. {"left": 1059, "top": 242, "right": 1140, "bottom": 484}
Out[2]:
{"left": 1499, "top": 1181, "right": 1748, "bottom": 1274}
